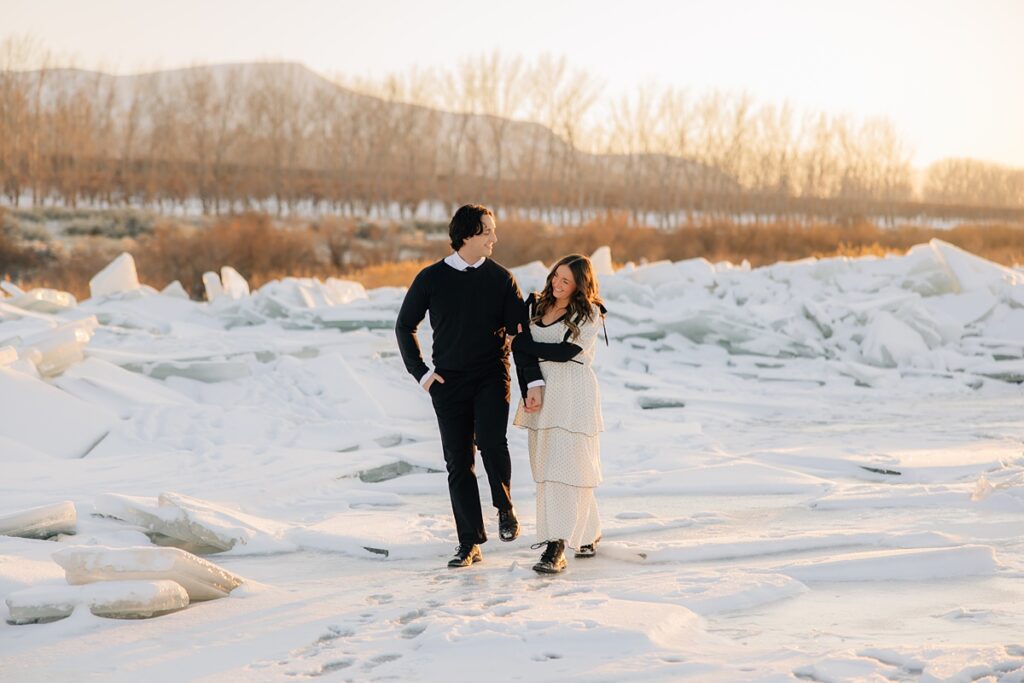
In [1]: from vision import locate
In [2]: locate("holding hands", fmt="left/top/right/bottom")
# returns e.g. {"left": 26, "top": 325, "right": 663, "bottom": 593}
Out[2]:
{"left": 514, "top": 322, "right": 544, "bottom": 413}
{"left": 525, "top": 385, "right": 544, "bottom": 413}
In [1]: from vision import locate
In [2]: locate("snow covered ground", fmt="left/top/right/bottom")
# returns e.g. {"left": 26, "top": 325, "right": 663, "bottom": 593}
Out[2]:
{"left": 1, "top": 240, "right": 1023, "bottom": 681}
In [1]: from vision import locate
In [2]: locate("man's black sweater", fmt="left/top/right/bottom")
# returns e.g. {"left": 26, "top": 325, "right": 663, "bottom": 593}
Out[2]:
{"left": 396, "top": 258, "right": 542, "bottom": 383}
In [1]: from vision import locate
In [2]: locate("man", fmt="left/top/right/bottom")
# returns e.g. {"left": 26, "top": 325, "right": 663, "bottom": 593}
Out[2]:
{"left": 396, "top": 204, "right": 544, "bottom": 568}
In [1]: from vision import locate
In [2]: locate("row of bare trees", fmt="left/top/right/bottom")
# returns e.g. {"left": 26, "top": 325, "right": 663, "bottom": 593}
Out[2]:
{"left": 2, "top": 37, "right": 1022, "bottom": 227}
{"left": 923, "top": 158, "right": 1024, "bottom": 208}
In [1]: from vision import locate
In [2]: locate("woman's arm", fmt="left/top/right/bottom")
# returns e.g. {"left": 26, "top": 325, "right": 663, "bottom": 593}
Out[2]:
{"left": 513, "top": 304, "right": 605, "bottom": 361}
{"left": 511, "top": 330, "right": 584, "bottom": 362}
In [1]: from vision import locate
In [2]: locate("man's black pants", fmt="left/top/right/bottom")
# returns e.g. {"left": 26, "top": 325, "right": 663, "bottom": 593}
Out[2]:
{"left": 429, "top": 365, "right": 513, "bottom": 545}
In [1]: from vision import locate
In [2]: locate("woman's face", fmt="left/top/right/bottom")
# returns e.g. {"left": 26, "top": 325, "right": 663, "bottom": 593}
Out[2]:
{"left": 551, "top": 264, "right": 577, "bottom": 302}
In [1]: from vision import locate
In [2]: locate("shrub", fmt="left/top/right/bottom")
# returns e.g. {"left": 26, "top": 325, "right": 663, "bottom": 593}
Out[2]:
{"left": 8, "top": 210, "right": 1022, "bottom": 299}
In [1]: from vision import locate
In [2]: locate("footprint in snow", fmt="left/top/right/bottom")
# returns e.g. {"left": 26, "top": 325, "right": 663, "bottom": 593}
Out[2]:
{"left": 363, "top": 653, "right": 402, "bottom": 670}
{"left": 310, "top": 658, "right": 354, "bottom": 676}
{"left": 401, "top": 623, "right": 427, "bottom": 639}
{"left": 396, "top": 608, "right": 427, "bottom": 624}
{"left": 532, "top": 652, "right": 563, "bottom": 661}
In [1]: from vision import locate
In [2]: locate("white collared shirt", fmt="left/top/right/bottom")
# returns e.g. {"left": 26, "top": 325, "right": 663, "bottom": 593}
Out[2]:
{"left": 444, "top": 251, "right": 486, "bottom": 271}
{"left": 420, "top": 252, "right": 544, "bottom": 391}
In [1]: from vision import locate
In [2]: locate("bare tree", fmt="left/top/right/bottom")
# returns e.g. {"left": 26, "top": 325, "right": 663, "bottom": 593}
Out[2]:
{"left": 924, "top": 158, "right": 1024, "bottom": 208}
{"left": 4, "top": 46, "right": 1020, "bottom": 227}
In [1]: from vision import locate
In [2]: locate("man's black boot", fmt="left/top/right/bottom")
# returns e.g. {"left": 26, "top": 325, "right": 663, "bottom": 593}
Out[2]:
{"left": 498, "top": 507, "right": 520, "bottom": 542}
{"left": 447, "top": 543, "right": 483, "bottom": 568}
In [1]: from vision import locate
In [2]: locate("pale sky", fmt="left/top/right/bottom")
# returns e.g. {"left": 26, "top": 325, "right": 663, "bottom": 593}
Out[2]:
{"left": 3, "top": 0, "right": 1022, "bottom": 168}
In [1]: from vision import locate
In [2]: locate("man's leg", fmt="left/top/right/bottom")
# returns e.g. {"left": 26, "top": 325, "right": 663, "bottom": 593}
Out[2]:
{"left": 432, "top": 375, "right": 486, "bottom": 545}
{"left": 473, "top": 370, "right": 513, "bottom": 513}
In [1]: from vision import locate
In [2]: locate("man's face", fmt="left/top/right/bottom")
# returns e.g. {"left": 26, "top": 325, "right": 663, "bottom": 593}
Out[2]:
{"left": 460, "top": 214, "right": 497, "bottom": 262}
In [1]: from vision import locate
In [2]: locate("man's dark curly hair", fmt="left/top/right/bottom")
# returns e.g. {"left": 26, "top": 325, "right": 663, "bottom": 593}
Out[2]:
{"left": 449, "top": 204, "right": 494, "bottom": 251}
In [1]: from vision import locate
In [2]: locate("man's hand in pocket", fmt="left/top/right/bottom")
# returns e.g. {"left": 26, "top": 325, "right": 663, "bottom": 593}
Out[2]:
{"left": 424, "top": 373, "right": 445, "bottom": 392}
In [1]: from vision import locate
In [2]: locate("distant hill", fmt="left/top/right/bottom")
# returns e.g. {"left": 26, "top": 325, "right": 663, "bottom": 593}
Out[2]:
{"left": 13, "top": 62, "right": 731, "bottom": 192}
{"left": 4, "top": 62, "right": 1020, "bottom": 223}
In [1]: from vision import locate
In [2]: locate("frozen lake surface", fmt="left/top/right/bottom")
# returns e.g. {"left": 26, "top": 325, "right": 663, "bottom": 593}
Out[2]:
{"left": 1, "top": 242, "right": 1023, "bottom": 680}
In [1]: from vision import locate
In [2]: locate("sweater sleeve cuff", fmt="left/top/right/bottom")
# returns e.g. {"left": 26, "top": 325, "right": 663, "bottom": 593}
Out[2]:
{"left": 419, "top": 369, "right": 434, "bottom": 386}
{"left": 527, "top": 379, "right": 545, "bottom": 389}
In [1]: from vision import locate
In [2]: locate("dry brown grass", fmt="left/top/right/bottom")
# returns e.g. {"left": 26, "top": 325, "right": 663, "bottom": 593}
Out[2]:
{"left": 5, "top": 213, "right": 1022, "bottom": 299}
{"left": 135, "top": 215, "right": 323, "bottom": 295}
{"left": 3, "top": 215, "right": 323, "bottom": 299}
{"left": 826, "top": 242, "right": 896, "bottom": 259}
{"left": 495, "top": 217, "right": 1024, "bottom": 268}
{"left": 344, "top": 260, "right": 433, "bottom": 289}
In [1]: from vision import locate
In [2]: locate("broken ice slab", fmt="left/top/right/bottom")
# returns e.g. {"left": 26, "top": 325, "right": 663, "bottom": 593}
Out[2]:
{"left": 590, "top": 246, "right": 614, "bottom": 276}
{"left": 219, "top": 266, "right": 250, "bottom": 299}
{"left": 929, "top": 238, "right": 1024, "bottom": 294}
{"left": 202, "top": 271, "right": 224, "bottom": 302}
{"left": 832, "top": 360, "right": 896, "bottom": 388}
{"left": 860, "top": 311, "right": 929, "bottom": 367}
{"left": 969, "top": 359, "right": 1024, "bottom": 383}
{"left": 89, "top": 252, "right": 141, "bottom": 299}
{"left": 801, "top": 300, "right": 835, "bottom": 338}
{"left": 29, "top": 329, "right": 86, "bottom": 376}
{"left": 145, "top": 359, "right": 251, "bottom": 383}
{"left": 214, "top": 304, "right": 268, "bottom": 330}
{"left": 156, "top": 491, "right": 292, "bottom": 554}
{"left": 161, "top": 280, "right": 189, "bottom": 299}
{"left": 643, "top": 258, "right": 717, "bottom": 289}
{"left": 94, "top": 492, "right": 293, "bottom": 554}
{"left": 637, "top": 396, "right": 687, "bottom": 410}
{"left": 311, "top": 306, "right": 399, "bottom": 331}
{"left": 0, "top": 367, "right": 116, "bottom": 458}
{"left": 252, "top": 277, "right": 368, "bottom": 312}
{"left": 95, "top": 494, "right": 224, "bottom": 554}
{"left": 0, "top": 281, "right": 24, "bottom": 297}
{"left": 53, "top": 546, "right": 244, "bottom": 601}
{"left": 352, "top": 461, "right": 443, "bottom": 483}
{"left": 8, "top": 288, "right": 77, "bottom": 314}
{"left": 53, "top": 357, "right": 191, "bottom": 418}
{"left": 598, "top": 275, "right": 656, "bottom": 308}
{"left": 5, "top": 579, "right": 189, "bottom": 624}
{"left": 921, "top": 290, "right": 998, "bottom": 327}
{"left": 18, "top": 318, "right": 98, "bottom": 377}
{"left": 968, "top": 474, "right": 1022, "bottom": 503}
{"left": 0, "top": 345, "right": 16, "bottom": 366}
{"left": 981, "top": 307, "right": 1024, "bottom": 343}
{"left": 5, "top": 350, "right": 43, "bottom": 376}
{"left": 19, "top": 313, "right": 97, "bottom": 343}
{"left": 0, "top": 501, "right": 76, "bottom": 539}
{"left": 964, "top": 343, "right": 1024, "bottom": 363}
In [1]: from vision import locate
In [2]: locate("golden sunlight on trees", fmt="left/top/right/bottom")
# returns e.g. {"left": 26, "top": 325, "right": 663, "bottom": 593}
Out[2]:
{"left": 2, "top": 41, "right": 1022, "bottom": 227}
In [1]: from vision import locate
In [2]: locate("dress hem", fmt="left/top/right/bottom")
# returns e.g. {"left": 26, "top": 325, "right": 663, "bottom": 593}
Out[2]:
{"left": 532, "top": 477, "right": 602, "bottom": 488}
{"left": 515, "top": 424, "right": 604, "bottom": 438}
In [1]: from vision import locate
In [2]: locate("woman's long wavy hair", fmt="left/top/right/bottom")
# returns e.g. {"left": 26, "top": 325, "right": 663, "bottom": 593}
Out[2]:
{"left": 532, "top": 254, "right": 604, "bottom": 341}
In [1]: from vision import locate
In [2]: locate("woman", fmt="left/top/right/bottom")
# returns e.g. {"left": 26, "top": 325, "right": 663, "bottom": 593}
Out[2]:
{"left": 512, "top": 254, "right": 607, "bottom": 574}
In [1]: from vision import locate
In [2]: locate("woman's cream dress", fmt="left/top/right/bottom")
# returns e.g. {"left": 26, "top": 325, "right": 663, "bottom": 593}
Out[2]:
{"left": 513, "top": 306, "right": 603, "bottom": 550}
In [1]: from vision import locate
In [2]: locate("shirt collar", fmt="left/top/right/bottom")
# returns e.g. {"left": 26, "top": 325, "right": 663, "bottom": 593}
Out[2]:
{"left": 445, "top": 252, "right": 486, "bottom": 271}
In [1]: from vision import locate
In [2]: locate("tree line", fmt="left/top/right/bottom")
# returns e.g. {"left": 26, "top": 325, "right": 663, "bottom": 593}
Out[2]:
{"left": 2, "top": 37, "right": 1022, "bottom": 227}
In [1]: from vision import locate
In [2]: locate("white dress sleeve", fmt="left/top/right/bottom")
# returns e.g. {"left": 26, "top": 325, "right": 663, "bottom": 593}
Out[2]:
{"left": 571, "top": 306, "right": 603, "bottom": 350}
